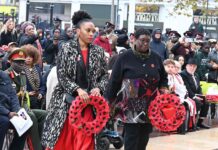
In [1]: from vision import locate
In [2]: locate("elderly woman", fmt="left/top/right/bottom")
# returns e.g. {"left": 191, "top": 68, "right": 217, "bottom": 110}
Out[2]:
{"left": 107, "top": 28, "right": 168, "bottom": 150}
{"left": 0, "top": 18, "right": 17, "bottom": 46}
{"left": 41, "top": 10, "right": 108, "bottom": 150}
{"left": 21, "top": 44, "right": 45, "bottom": 109}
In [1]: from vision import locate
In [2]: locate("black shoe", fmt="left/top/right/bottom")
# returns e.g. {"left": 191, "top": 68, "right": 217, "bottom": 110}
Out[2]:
{"left": 197, "top": 123, "right": 210, "bottom": 129}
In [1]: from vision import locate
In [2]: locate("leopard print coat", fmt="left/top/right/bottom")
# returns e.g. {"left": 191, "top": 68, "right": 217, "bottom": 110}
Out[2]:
{"left": 41, "top": 39, "right": 109, "bottom": 149}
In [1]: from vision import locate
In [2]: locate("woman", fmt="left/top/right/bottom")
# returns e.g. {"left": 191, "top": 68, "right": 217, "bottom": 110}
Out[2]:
{"left": 21, "top": 44, "right": 45, "bottom": 109}
{"left": 41, "top": 10, "right": 108, "bottom": 150}
{"left": 93, "top": 30, "right": 112, "bottom": 56}
{"left": 175, "top": 55, "right": 185, "bottom": 70}
{"left": 106, "top": 28, "right": 168, "bottom": 150}
{"left": 0, "top": 18, "right": 17, "bottom": 46}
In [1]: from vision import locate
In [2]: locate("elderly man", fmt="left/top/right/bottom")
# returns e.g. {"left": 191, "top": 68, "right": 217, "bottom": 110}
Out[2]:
{"left": 180, "top": 58, "right": 210, "bottom": 129}
{"left": 5, "top": 48, "right": 47, "bottom": 150}
{"left": 0, "top": 69, "right": 26, "bottom": 150}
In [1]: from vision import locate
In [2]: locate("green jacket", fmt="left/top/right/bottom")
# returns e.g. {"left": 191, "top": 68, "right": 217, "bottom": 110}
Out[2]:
{"left": 194, "top": 50, "right": 209, "bottom": 81}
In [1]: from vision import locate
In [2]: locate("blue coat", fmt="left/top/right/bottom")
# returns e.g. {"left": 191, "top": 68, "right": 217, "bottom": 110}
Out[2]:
{"left": 0, "top": 71, "right": 20, "bottom": 116}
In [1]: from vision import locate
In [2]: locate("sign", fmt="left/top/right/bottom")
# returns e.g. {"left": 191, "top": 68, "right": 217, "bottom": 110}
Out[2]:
{"left": 135, "top": 12, "right": 159, "bottom": 22}
{"left": 0, "top": 6, "right": 17, "bottom": 14}
{"left": 198, "top": 16, "right": 217, "bottom": 26}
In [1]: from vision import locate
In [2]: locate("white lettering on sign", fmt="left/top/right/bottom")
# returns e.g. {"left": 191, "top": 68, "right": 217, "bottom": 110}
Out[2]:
{"left": 135, "top": 13, "right": 159, "bottom": 22}
{"left": 198, "top": 16, "right": 217, "bottom": 25}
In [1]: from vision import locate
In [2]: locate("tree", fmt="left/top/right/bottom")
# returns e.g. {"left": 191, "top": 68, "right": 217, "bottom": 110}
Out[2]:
{"left": 171, "top": 0, "right": 218, "bottom": 16}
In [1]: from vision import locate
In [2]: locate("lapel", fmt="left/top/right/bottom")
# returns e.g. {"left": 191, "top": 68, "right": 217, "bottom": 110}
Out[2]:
{"left": 76, "top": 42, "right": 90, "bottom": 78}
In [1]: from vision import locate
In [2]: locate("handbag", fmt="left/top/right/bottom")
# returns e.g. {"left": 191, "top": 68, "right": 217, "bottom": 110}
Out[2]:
{"left": 65, "top": 93, "right": 76, "bottom": 104}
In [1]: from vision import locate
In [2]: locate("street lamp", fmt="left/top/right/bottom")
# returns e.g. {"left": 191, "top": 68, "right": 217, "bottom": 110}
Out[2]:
{"left": 205, "top": 0, "right": 209, "bottom": 36}
{"left": 50, "top": 3, "right": 54, "bottom": 27}
{"left": 11, "top": 9, "right": 15, "bottom": 21}
{"left": 26, "top": 0, "right": 30, "bottom": 21}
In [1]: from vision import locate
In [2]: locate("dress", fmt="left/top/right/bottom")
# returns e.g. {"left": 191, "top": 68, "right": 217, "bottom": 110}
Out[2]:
{"left": 41, "top": 39, "right": 108, "bottom": 149}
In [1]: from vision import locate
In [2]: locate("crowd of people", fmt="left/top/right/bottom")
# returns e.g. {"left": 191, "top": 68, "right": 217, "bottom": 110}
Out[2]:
{"left": 0, "top": 11, "right": 217, "bottom": 150}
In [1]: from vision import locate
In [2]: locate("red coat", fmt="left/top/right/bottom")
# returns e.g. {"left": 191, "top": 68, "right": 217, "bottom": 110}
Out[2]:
{"left": 93, "top": 36, "right": 112, "bottom": 55}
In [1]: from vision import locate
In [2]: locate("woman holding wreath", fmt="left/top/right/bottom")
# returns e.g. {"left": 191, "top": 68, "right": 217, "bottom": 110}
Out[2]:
{"left": 106, "top": 28, "right": 168, "bottom": 150}
{"left": 41, "top": 10, "right": 109, "bottom": 150}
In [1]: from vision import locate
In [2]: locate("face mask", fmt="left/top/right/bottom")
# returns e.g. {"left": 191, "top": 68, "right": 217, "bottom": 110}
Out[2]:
{"left": 11, "top": 61, "right": 25, "bottom": 73}
{"left": 171, "top": 37, "right": 178, "bottom": 43}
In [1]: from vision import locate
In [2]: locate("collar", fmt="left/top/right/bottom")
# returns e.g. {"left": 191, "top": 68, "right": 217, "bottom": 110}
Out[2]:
{"left": 132, "top": 46, "right": 151, "bottom": 60}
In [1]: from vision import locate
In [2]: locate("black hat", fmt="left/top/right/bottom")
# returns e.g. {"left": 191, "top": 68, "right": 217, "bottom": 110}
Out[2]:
{"left": 117, "top": 34, "right": 128, "bottom": 45}
{"left": 114, "top": 29, "right": 125, "bottom": 35}
{"left": 183, "top": 31, "right": 193, "bottom": 38}
{"left": 105, "top": 21, "right": 115, "bottom": 28}
{"left": 169, "top": 30, "right": 181, "bottom": 38}
{"left": 195, "top": 32, "right": 204, "bottom": 40}
{"left": 187, "top": 58, "right": 197, "bottom": 65}
{"left": 54, "top": 17, "right": 62, "bottom": 22}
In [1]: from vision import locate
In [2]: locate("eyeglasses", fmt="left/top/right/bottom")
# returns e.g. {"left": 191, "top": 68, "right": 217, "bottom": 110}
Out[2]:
{"left": 137, "top": 38, "right": 150, "bottom": 43}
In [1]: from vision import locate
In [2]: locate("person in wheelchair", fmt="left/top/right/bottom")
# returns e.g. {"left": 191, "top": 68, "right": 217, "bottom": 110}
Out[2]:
{"left": 180, "top": 58, "right": 210, "bottom": 129}
{"left": 0, "top": 70, "right": 27, "bottom": 150}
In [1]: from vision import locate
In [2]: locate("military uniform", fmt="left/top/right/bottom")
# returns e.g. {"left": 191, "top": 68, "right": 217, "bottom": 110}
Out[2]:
{"left": 5, "top": 48, "right": 47, "bottom": 150}
{"left": 0, "top": 70, "right": 27, "bottom": 150}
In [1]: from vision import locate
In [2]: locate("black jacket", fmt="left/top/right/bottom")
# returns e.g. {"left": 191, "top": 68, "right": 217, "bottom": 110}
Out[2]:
{"left": 44, "top": 39, "right": 59, "bottom": 65}
{"left": 180, "top": 69, "right": 202, "bottom": 99}
{"left": 0, "top": 31, "right": 17, "bottom": 46}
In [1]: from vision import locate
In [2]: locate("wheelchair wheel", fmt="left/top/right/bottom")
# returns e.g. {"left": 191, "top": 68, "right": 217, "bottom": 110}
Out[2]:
{"left": 97, "top": 137, "right": 110, "bottom": 150}
{"left": 113, "top": 136, "right": 124, "bottom": 149}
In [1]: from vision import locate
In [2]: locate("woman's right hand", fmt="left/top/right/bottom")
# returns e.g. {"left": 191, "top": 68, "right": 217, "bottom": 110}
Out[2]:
{"left": 76, "top": 88, "right": 90, "bottom": 103}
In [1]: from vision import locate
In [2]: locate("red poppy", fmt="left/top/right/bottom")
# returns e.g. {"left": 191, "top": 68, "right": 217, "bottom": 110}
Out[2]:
{"left": 69, "top": 95, "right": 110, "bottom": 135}
{"left": 206, "top": 95, "right": 218, "bottom": 102}
{"left": 148, "top": 94, "right": 186, "bottom": 132}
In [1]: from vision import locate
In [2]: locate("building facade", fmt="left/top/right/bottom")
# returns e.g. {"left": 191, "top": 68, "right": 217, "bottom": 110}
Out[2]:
{"left": 17, "top": 0, "right": 218, "bottom": 38}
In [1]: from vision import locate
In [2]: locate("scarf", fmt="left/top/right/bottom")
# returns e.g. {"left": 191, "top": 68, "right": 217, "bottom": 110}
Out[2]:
{"left": 132, "top": 46, "right": 151, "bottom": 61}
{"left": 24, "top": 65, "right": 40, "bottom": 91}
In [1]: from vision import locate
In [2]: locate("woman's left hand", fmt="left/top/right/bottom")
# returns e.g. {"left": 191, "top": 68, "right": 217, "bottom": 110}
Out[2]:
{"left": 90, "top": 88, "right": 101, "bottom": 97}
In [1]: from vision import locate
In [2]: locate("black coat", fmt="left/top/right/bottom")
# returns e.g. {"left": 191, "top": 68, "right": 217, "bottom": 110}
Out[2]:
{"left": 44, "top": 39, "right": 58, "bottom": 65}
{"left": 180, "top": 69, "right": 202, "bottom": 99}
{"left": 0, "top": 31, "right": 17, "bottom": 46}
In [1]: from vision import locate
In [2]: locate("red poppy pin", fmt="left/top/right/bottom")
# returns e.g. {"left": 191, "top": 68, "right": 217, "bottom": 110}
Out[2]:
{"left": 151, "top": 64, "right": 155, "bottom": 68}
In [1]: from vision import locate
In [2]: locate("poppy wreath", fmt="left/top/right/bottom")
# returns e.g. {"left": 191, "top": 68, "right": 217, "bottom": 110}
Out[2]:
{"left": 148, "top": 94, "right": 186, "bottom": 132}
{"left": 206, "top": 95, "right": 218, "bottom": 102}
{"left": 69, "top": 95, "right": 110, "bottom": 135}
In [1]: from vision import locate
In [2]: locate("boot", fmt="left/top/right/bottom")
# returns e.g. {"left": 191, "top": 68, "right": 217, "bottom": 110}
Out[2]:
{"left": 197, "top": 119, "right": 210, "bottom": 129}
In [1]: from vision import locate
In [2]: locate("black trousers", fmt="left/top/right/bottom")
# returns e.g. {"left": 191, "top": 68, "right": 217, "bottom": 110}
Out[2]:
{"left": 193, "top": 98, "right": 209, "bottom": 117}
{"left": 124, "top": 123, "right": 152, "bottom": 150}
{"left": 0, "top": 115, "right": 27, "bottom": 150}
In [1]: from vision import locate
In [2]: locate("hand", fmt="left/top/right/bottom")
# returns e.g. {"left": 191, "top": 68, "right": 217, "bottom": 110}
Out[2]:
{"left": 195, "top": 96, "right": 203, "bottom": 101}
{"left": 37, "top": 94, "right": 43, "bottom": 100}
{"left": 8, "top": 112, "right": 18, "bottom": 119}
{"left": 53, "top": 40, "right": 59, "bottom": 45}
{"left": 159, "top": 88, "right": 170, "bottom": 94}
{"left": 29, "top": 91, "right": 36, "bottom": 96}
{"left": 90, "top": 88, "right": 101, "bottom": 97}
{"left": 77, "top": 88, "right": 90, "bottom": 103}
{"left": 212, "top": 63, "right": 218, "bottom": 69}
